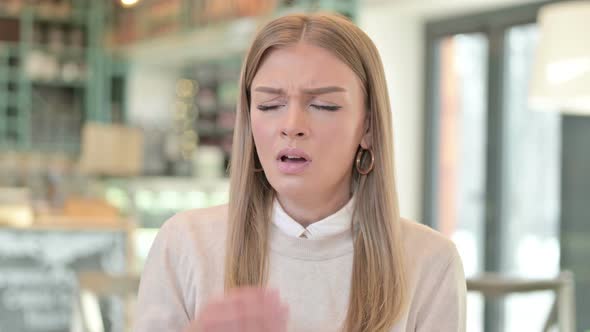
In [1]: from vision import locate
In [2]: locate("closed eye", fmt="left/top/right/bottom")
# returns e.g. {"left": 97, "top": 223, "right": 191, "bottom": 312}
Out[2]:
{"left": 257, "top": 104, "right": 283, "bottom": 111}
{"left": 256, "top": 104, "right": 341, "bottom": 111}
{"left": 310, "top": 104, "right": 341, "bottom": 111}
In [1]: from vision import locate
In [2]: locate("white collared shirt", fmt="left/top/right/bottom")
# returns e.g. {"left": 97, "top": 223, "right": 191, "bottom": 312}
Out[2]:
{"left": 272, "top": 196, "right": 355, "bottom": 239}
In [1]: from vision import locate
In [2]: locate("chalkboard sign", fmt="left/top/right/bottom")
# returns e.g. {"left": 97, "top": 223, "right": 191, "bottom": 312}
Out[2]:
{"left": 0, "top": 229, "right": 127, "bottom": 332}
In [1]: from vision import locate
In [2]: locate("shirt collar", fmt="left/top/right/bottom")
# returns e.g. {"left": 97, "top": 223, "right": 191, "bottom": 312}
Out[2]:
{"left": 272, "top": 195, "right": 355, "bottom": 240}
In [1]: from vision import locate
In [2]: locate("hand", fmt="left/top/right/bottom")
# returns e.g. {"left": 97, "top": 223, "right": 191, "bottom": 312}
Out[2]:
{"left": 184, "top": 287, "right": 289, "bottom": 332}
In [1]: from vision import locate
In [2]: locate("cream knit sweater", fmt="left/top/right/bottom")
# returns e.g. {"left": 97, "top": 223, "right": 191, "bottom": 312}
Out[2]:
{"left": 134, "top": 204, "right": 466, "bottom": 332}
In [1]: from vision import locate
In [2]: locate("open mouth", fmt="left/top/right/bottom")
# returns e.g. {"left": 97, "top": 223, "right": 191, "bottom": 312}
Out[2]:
{"left": 280, "top": 155, "right": 308, "bottom": 163}
{"left": 276, "top": 148, "right": 311, "bottom": 174}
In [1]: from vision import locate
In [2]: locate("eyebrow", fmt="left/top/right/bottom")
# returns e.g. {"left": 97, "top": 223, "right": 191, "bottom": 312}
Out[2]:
{"left": 253, "top": 86, "right": 347, "bottom": 95}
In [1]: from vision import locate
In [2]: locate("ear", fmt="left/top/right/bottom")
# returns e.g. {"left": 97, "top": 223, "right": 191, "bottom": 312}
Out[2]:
{"left": 360, "top": 114, "right": 372, "bottom": 149}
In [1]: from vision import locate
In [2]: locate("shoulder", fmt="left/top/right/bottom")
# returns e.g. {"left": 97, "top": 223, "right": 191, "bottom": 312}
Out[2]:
{"left": 399, "top": 219, "right": 466, "bottom": 330}
{"left": 153, "top": 204, "right": 230, "bottom": 255}
{"left": 160, "top": 204, "right": 229, "bottom": 236}
{"left": 399, "top": 218, "right": 462, "bottom": 276}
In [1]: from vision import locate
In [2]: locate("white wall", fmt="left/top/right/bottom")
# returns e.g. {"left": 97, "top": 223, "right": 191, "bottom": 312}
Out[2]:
{"left": 359, "top": 8, "right": 424, "bottom": 222}
{"left": 358, "top": 0, "right": 544, "bottom": 221}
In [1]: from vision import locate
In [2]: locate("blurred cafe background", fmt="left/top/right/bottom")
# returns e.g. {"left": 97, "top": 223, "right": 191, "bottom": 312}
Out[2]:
{"left": 0, "top": 0, "right": 588, "bottom": 331}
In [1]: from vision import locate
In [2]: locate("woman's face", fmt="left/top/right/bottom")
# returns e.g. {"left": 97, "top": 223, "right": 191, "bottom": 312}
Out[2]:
{"left": 250, "top": 42, "right": 369, "bottom": 201}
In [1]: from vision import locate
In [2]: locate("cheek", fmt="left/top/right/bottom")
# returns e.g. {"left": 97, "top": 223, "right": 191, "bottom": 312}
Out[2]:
{"left": 251, "top": 114, "right": 274, "bottom": 155}
{"left": 314, "top": 121, "right": 361, "bottom": 164}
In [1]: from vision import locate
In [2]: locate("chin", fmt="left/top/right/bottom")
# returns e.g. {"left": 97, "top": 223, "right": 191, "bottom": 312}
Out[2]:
{"left": 267, "top": 177, "right": 311, "bottom": 197}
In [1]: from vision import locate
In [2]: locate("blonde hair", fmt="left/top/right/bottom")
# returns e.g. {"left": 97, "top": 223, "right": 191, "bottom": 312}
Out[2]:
{"left": 224, "top": 13, "right": 407, "bottom": 332}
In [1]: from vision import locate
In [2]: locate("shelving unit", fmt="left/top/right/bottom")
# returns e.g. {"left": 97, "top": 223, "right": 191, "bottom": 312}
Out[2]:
{"left": 0, "top": 0, "right": 127, "bottom": 156}
{"left": 180, "top": 58, "right": 240, "bottom": 167}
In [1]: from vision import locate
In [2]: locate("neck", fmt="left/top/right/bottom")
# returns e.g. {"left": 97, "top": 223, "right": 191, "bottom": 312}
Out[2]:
{"left": 276, "top": 189, "right": 352, "bottom": 228}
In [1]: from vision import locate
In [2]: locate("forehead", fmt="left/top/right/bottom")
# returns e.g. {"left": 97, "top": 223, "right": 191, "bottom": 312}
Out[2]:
{"left": 251, "top": 42, "right": 362, "bottom": 91}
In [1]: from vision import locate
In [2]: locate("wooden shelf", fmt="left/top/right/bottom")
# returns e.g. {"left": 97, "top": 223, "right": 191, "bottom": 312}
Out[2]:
{"left": 0, "top": 41, "right": 20, "bottom": 52}
{"left": 0, "top": 92, "right": 20, "bottom": 107}
{"left": 32, "top": 11, "right": 87, "bottom": 25}
{"left": 0, "top": 10, "right": 86, "bottom": 25}
{"left": 31, "top": 79, "right": 86, "bottom": 88}
{"left": 27, "top": 141, "right": 81, "bottom": 155}
{"left": 31, "top": 44, "right": 86, "bottom": 58}
{"left": 0, "top": 11, "right": 19, "bottom": 20}
{"left": 0, "top": 69, "right": 20, "bottom": 81}
{"left": 198, "top": 127, "right": 233, "bottom": 138}
{"left": 198, "top": 108, "right": 219, "bottom": 116}
{"left": 0, "top": 215, "right": 134, "bottom": 232}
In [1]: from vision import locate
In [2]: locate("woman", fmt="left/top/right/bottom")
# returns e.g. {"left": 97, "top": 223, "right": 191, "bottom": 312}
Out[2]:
{"left": 134, "top": 13, "right": 466, "bottom": 332}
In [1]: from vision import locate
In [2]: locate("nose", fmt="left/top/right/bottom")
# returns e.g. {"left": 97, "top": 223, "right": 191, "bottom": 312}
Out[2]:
{"left": 281, "top": 105, "right": 309, "bottom": 139}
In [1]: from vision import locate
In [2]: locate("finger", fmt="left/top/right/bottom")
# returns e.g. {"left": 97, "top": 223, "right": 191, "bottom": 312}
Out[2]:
{"left": 259, "top": 290, "right": 289, "bottom": 331}
{"left": 260, "top": 288, "right": 281, "bottom": 310}
{"left": 234, "top": 289, "right": 265, "bottom": 332}
{"left": 278, "top": 303, "right": 290, "bottom": 329}
{"left": 198, "top": 288, "right": 282, "bottom": 332}
{"left": 199, "top": 297, "right": 250, "bottom": 331}
{"left": 240, "top": 288, "right": 267, "bottom": 317}
{"left": 259, "top": 303, "right": 289, "bottom": 332}
{"left": 238, "top": 288, "right": 279, "bottom": 332}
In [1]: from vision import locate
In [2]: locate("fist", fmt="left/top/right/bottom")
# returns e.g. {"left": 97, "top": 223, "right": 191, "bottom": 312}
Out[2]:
{"left": 185, "top": 287, "right": 289, "bottom": 332}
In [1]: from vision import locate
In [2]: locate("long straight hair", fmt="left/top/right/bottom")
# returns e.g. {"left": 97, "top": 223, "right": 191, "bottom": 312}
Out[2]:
{"left": 224, "top": 13, "right": 407, "bottom": 332}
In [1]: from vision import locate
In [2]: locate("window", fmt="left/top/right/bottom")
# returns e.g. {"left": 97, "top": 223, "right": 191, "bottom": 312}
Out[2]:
{"left": 424, "top": 2, "right": 561, "bottom": 331}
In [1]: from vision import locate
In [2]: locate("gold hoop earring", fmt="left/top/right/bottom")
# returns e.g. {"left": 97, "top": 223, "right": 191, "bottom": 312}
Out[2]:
{"left": 355, "top": 148, "right": 374, "bottom": 175}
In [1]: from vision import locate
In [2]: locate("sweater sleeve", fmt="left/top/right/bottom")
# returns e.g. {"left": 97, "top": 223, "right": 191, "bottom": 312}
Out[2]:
{"left": 416, "top": 245, "right": 467, "bottom": 332}
{"left": 133, "top": 217, "right": 196, "bottom": 332}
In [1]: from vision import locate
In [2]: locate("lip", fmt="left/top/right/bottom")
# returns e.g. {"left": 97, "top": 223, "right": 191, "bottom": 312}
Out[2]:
{"left": 275, "top": 148, "right": 312, "bottom": 161}
{"left": 276, "top": 148, "right": 312, "bottom": 175}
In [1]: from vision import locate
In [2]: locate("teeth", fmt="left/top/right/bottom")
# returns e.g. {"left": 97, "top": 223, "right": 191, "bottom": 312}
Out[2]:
{"left": 282, "top": 155, "right": 305, "bottom": 161}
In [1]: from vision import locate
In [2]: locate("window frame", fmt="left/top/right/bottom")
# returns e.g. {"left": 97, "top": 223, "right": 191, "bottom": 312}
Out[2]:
{"left": 422, "top": 1, "right": 560, "bottom": 331}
